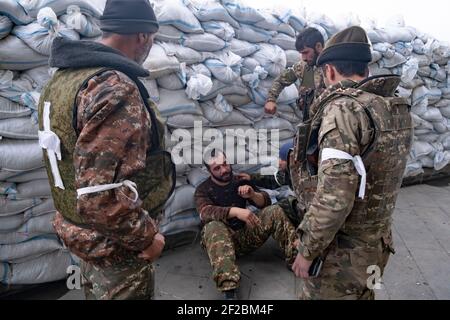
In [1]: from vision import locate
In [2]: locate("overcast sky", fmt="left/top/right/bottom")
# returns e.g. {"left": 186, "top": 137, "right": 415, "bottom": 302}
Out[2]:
{"left": 244, "top": 0, "right": 450, "bottom": 42}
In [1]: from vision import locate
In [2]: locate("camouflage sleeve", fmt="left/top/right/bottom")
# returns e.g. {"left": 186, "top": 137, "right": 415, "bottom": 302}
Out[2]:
{"left": 74, "top": 70, "right": 157, "bottom": 253}
{"left": 250, "top": 171, "right": 289, "bottom": 189}
{"left": 297, "top": 98, "right": 373, "bottom": 260}
{"left": 194, "top": 185, "right": 231, "bottom": 224}
{"left": 266, "top": 62, "right": 304, "bottom": 103}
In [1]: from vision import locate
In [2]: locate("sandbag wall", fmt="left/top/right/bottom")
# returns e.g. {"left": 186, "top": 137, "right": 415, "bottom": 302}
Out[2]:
{"left": 1, "top": 0, "right": 449, "bottom": 287}
{"left": 0, "top": 0, "right": 104, "bottom": 288}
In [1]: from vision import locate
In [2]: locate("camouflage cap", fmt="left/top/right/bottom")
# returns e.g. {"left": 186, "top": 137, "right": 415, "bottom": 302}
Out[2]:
{"left": 317, "top": 26, "right": 372, "bottom": 66}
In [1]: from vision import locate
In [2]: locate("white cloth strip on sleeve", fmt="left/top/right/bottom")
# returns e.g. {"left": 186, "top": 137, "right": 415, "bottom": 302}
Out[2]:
{"left": 38, "top": 101, "right": 65, "bottom": 190}
{"left": 77, "top": 180, "right": 139, "bottom": 203}
{"left": 321, "top": 148, "right": 367, "bottom": 199}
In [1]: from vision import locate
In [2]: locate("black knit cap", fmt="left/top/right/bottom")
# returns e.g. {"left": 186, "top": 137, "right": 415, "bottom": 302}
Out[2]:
{"left": 317, "top": 26, "right": 372, "bottom": 66}
{"left": 100, "top": 0, "right": 159, "bottom": 34}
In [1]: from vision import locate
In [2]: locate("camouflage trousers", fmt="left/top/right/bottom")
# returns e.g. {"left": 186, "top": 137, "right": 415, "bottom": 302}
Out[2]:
{"left": 201, "top": 205, "right": 298, "bottom": 292}
{"left": 297, "top": 237, "right": 392, "bottom": 300}
{"left": 81, "top": 259, "right": 155, "bottom": 300}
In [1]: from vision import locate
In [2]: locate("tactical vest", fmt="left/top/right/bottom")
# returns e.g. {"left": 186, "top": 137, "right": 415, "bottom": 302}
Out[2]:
{"left": 38, "top": 67, "right": 176, "bottom": 226}
{"left": 290, "top": 75, "right": 413, "bottom": 243}
{"left": 297, "top": 66, "right": 324, "bottom": 121}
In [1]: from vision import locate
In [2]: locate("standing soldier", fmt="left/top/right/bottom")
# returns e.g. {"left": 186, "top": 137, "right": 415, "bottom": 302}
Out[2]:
{"left": 290, "top": 26, "right": 413, "bottom": 300}
{"left": 265, "top": 27, "right": 326, "bottom": 121}
{"left": 38, "top": 0, "right": 175, "bottom": 300}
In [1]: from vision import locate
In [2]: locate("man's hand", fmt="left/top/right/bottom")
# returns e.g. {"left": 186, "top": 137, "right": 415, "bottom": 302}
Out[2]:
{"left": 138, "top": 233, "right": 165, "bottom": 262}
{"left": 264, "top": 101, "right": 277, "bottom": 115}
{"left": 238, "top": 185, "right": 255, "bottom": 199}
{"left": 236, "top": 173, "right": 251, "bottom": 181}
{"left": 230, "top": 208, "right": 260, "bottom": 229}
{"left": 292, "top": 253, "right": 313, "bottom": 279}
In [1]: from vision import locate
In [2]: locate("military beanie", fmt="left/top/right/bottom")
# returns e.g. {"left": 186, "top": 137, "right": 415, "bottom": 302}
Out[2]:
{"left": 317, "top": 26, "right": 372, "bottom": 66}
{"left": 100, "top": 0, "right": 159, "bottom": 34}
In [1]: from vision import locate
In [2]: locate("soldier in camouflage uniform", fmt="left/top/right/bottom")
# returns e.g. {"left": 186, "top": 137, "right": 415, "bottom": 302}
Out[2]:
{"left": 290, "top": 26, "right": 413, "bottom": 300}
{"left": 38, "top": 0, "right": 175, "bottom": 300}
{"left": 195, "top": 150, "right": 297, "bottom": 300}
{"left": 265, "top": 28, "right": 326, "bottom": 121}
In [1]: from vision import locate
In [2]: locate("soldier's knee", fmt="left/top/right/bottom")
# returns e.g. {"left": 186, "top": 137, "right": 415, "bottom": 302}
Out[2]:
{"left": 260, "top": 205, "right": 284, "bottom": 220}
{"left": 202, "top": 221, "right": 229, "bottom": 238}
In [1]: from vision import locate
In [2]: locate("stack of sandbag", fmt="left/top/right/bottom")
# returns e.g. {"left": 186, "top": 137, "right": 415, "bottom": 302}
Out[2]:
{"left": 0, "top": 2, "right": 103, "bottom": 289}
{"left": 367, "top": 16, "right": 450, "bottom": 177}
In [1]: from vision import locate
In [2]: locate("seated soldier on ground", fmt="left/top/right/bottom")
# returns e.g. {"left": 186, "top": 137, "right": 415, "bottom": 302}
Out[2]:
{"left": 237, "top": 141, "right": 303, "bottom": 228}
{"left": 195, "top": 149, "right": 298, "bottom": 300}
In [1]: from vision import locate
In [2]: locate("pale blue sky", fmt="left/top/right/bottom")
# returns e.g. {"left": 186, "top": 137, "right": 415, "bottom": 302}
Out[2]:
{"left": 244, "top": 0, "right": 450, "bottom": 42}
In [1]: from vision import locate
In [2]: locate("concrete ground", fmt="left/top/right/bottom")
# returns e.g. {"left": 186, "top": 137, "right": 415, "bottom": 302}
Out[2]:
{"left": 3, "top": 180, "right": 450, "bottom": 300}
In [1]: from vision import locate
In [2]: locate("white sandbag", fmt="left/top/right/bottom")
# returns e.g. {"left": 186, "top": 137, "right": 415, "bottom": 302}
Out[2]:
{"left": 155, "top": 25, "right": 185, "bottom": 43}
{"left": 254, "top": 117, "right": 294, "bottom": 132}
{"left": 434, "top": 151, "right": 450, "bottom": 171}
{"left": 0, "top": 249, "right": 73, "bottom": 285}
{"left": 153, "top": 0, "right": 204, "bottom": 33}
{"left": 236, "top": 24, "right": 276, "bottom": 43}
{"left": 417, "top": 133, "right": 440, "bottom": 143}
{"left": 428, "top": 88, "right": 443, "bottom": 105}
{"left": 0, "top": 117, "right": 38, "bottom": 139}
{"left": 0, "top": 0, "right": 33, "bottom": 25}
{"left": 288, "top": 12, "right": 307, "bottom": 32}
{"left": 200, "top": 79, "right": 248, "bottom": 101}
{"left": 421, "top": 107, "right": 443, "bottom": 122}
{"left": 0, "top": 70, "right": 33, "bottom": 104}
{"left": 157, "top": 72, "right": 187, "bottom": 91}
{"left": 222, "top": 94, "right": 251, "bottom": 107}
{"left": 164, "top": 184, "right": 196, "bottom": 215}
{"left": 411, "top": 53, "right": 432, "bottom": 67}
{"left": 0, "top": 182, "right": 15, "bottom": 196}
{"left": 141, "top": 78, "right": 159, "bottom": 103}
{"left": 0, "top": 139, "right": 44, "bottom": 171}
{"left": 160, "top": 42, "right": 204, "bottom": 65}
{"left": 0, "top": 96, "right": 31, "bottom": 119}
{"left": 0, "top": 197, "right": 42, "bottom": 216}
{"left": 286, "top": 50, "right": 301, "bottom": 67}
{"left": 209, "top": 110, "right": 252, "bottom": 127}
{"left": 236, "top": 103, "right": 264, "bottom": 120}
{"left": 404, "top": 160, "right": 424, "bottom": 177}
{"left": 241, "top": 66, "right": 268, "bottom": 89}
{"left": 158, "top": 88, "right": 202, "bottom": 117}
{"left": 143, "top": 43, "right": 180, "bottom": 79}
{"left": 401, "top": 58, "right": 419, "bottom": 83}
{"left": 439, "top": 106, "right": 450, "bottom": 118}
{"left": 182, "top": 33, "right": 228, "bottom": 52}
{"left": 0, "top": 235, "right": 62, "bottom": 263}
{"left": 7, "top": 179, "right": 51, "bottom": 200}
{"left": 190, "top": 0, "right": 239, "bottom": 28}
{"left": 186, "top": 63, "right": 212, "bottom": 78}
{"left": 397, "top": 86, "right": 412, "bottom": 99}
{"left": 394, "top": 42, "right": 413, "bottom": 57}
{"left": 412, "top": 86, "right": 430, "bottom": 105}
{"left": 252, "top": 44, "right": 286, "bottom": 78}
{"left": 12, "top": 8, "right": 80, "bottom": 56}
{"left": 201, "top": 101, "right": 230, "bottom": 124}
{"left": 160, "top": 209, "right": 200, "bottom": 236}
{"left": 379, "top": 53, "right": 407, "bottom": 69}
{"left": 440, "top": 134, "right": 450, "bottom": 150}
{"left": 19, "top": 0, "right": 102, "bottom": 19}
{"left": 419, "top": 155, "right": 434, "bottom": 168}
{"left": 269, "top": 33, "right": 296, "bottom": 51}
{"left": 230, "top": 39, "right": 259, "bottom": 57}
{"left": 412, "top": 113, "right": 434, "bottom": 130}
{"left": 0, "top": 212, "right": 56, "bottom": 245}
{"left": 186, "top": 73, "right": 213, "bottom": 100}
{"left": 6, "top": 168, "right": 48, "bottom": 183}
{"left": 167, "top": 114, "right": 209, "bottom": 129}
{"left": 411, "top": 141, "right": 434, "bottom": 158}
{"left": 433, "top": 118, "right": 449, "bottom": 134}
{"left": 221, "top": 0, "right": 265, "bottom": 24}
{"left": 187, "top": 167, "right": 210, "bottom": 188}
{"left": 21, "top": 66, "right": 51, "bottom": 90}
{"left": 59, "top": 12, "right": 101, "bottom": 38}
{"left": 204, "top": 51, "right": 242, "bottom": 84}
{"left": 0, "top": 15, "right": 13, "bottom": 40}
{"left": 241, "top": 57, "right": 260, "bottom": 73}
{"left": 253, "top": 10, "right": 281, "bottom": 31}
{"left": 371, "top": 51, "right": 383, "bottom": 64}
{"left": 200, "top": 21, "right": 235, "bottom": 41}
{"left": 0, "top": 36, "right": 48, "bottom": 70}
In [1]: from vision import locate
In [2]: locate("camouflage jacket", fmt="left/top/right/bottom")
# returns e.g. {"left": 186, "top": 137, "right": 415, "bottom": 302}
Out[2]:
{"left": 295, "top": 76, "right": 412, "bottom": 261}
{"left": 53, "top": 70, "right": 159, "bottom": 267}
{"left": 266, "top": 61, "right": 325, "bottom": 106}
